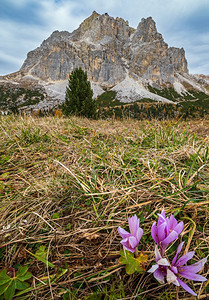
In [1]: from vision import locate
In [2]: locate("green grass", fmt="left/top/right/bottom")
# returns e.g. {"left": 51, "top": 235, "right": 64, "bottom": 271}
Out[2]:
{"left": 148, "top": 86, "right": 209, "bottom": 103}
{"left": 96, "top": 87, "right": 209, "bottom": 120}
{"left": 0, "top": 115, "right": 208, "bottom": 299}
{"left": 183, "top": 90, "right": 209, "bottom": 101}
{"left": 148, "top": 86, "right": 181, "bottom": 101}
{"left": 97, "top": 91, "right": 123, "bottom": 107}
{"left": 97, "top": 91, "right": 156, "bottom": 108}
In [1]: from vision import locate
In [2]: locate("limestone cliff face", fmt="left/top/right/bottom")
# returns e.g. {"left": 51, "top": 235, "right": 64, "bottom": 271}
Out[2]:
{"left": 127, "top": 17, "right": 188, "bottom": 85}
{"left": 20, "top": 12, "right": 188, "bottom": 88}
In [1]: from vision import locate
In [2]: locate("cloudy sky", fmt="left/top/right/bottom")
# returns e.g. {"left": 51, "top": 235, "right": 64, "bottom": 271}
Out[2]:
{"left": 0, "top": 0, "right": 208, "bottom": 76}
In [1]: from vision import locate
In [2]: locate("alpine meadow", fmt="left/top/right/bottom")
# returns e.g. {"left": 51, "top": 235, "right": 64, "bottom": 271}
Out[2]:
{"left": 0, "top": 10, "right": 209, "bottom": 300}
{"left": 0, "top": 115, "right": 209, "bottom": 299}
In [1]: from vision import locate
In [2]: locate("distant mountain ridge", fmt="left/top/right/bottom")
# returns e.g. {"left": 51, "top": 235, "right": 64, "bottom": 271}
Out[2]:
{"left": 20, "top": 11, "right": 188, "bottom": 86}
{"left": 0, "top": 11, "right": 209, "bottom": 112}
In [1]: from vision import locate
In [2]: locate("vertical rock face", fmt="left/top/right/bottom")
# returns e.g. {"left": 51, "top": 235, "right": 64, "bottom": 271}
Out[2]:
{"left": 132, "top": 17, "right": 163, "bottom": 43}
{"left": 20, "top": 11, "right": 188, "bottom": 88}
{"left": 128, "top": 17, "right": 188, "bottom": 85}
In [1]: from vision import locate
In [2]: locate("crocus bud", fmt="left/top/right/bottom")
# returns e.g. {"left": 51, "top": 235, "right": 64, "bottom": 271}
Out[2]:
{"left": 118, "top": 215, "right": 143, "bottom": 253}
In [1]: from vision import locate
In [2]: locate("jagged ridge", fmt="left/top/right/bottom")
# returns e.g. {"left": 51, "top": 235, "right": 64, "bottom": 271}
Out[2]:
{"left": 1, "top": 11, "right": 208, "bottom": 111}
{"left": 20, "top": 11, "right": 188, "bottom": 87}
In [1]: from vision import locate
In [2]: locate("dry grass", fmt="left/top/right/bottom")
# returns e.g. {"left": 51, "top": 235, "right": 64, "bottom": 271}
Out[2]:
{"left": 0, "top": 115, "right": 208, "bottom": 299}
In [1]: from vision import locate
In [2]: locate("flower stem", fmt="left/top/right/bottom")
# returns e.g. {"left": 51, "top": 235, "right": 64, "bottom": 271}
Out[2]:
{"left": 135, "top": 247, "right": 139, "bottom": 257}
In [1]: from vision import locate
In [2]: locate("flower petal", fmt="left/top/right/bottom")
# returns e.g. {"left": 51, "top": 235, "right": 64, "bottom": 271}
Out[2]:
{"left": 157, "top": 258, "right": 170, "bottom": 266}
{"left": 176, "top": 251, "right": 194, "bottom": 267}
{"left": 122, "top": 243, "right": 135, "bottom": 253}
{"left": 167, "top": 269, "right": 177, "bottom": 284}
{"left": 154, "top": 268, "right": 165, "bottom": 284}
{"left": 128, "top": 215, "right": 139, "bottom": 235}
{"left": 151, "top": 222, "right": 159, "bottom": 243}
{"left": 159, "top": 209, "right": 166, "bottom": 219}
{"left": 157, "top": 212, "right": 167, "bottom": 228}
{"left": 170, "top": 266, "right": 178, "bottom": 274}
{"left": 171, "top": 242, "right": 184, "bottom": 265}
{"left": 179, "top": 271, "right": 207, "bottom": 282}
{"left": 157, "top": 222, "right": 166, "bottom": 241}
{"left": 121, "top": 238, "right": 135, "bottom": 252}
{"left": 172, "top": 279, "right": 180, "bottom": 286}
{"left": 136, "top": 227, "right": 143, "bottom": 242}
{"left": 118, "top": 227, "right": 130, "bottom": 239}
{"left": 129, "top": 236, "right": 138, "bottom": 249}
{"left": 173, "top": 221, "right": 184, "bottom": 235}
{"left": 161, "top": 230, "right": 178, "bottom": 247}
{"left": 176, "top": 278, "right": 197, "bottom": 296}
{"left": 120, "top": 237, "right": 128, "bottom": 244}
{"left": 155, "top": 245, "right": 162, "bottom": 261}
{"left": 182, "top": 258, "right": 207, "bottom": 273}
{"left": 169, "top": 214, "right": 178, "bottom": 229}
{"left": 148, "top": 264, "right": 159, "bottom": 273}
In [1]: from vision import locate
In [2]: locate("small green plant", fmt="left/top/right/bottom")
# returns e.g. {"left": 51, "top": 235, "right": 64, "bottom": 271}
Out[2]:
{"left": 119, "top": 250, "right": 148, "bottom": 274}
{"left": 19, "top": 126, "right": 49, "bottom": 145}
{"left": 0, "top": 266, "right": 32, "bottom": 300}
{"left": 158, "top": 290, "right": 176, "bottom": 300}
{"left": 63, "top": 292, "right": 71, "bottom": 300}
{"left": 85, "top": 281, "right": 125, "bottom": 300}
{"left": 26, "top": 245, "right": 55, "bottom": 268}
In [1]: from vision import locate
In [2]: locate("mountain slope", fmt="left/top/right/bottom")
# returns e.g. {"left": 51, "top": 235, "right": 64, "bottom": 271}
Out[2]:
{"left": 0, "top": 11, "right": 208, "bottom": 112}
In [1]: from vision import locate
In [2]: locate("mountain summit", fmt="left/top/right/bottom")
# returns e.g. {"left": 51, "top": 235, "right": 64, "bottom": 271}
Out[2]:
{"left": 20, "top": 12, "right": 188, "bottom": 87}
{"left": 1, "top": 12, "right": 208, "bottom": 111}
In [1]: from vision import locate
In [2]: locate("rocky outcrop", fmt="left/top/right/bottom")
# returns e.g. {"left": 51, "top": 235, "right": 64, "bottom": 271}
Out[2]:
{"left": 1, "top": 11, "right": 208, "bottom": 110}
{"left": 127, "top": 17, "right": 188, "bottom": 85}
{"left": 19, "top": 12, "right": 188, "bottom": 88}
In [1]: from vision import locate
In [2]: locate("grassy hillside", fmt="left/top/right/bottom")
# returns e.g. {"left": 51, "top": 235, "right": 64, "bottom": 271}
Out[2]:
{"left": 97, "top": 88, "right": 209, "bottom": 120}
{"left": 1, "top": 84, "right": 209, "bottom": 119}
{"left": 0, "top": 85, "right": 45, "bottom": 114}
{"left": 0, "top": 115, "right": 208, "bottom": 299}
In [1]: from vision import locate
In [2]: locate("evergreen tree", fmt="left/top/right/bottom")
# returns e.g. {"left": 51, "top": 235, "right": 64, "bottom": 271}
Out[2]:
{"left": 62, "top": 67, "right": 97, "bottom": 118}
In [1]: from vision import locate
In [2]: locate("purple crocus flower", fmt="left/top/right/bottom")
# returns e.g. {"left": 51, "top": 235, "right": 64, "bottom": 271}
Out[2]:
{"left": 148, "top": 243, "right": 207, "bottom": 296}
{"left": 118, "top": 215, "right": 143, "bottom": 253}
{"left": 169, "top": 242, "right": 207, "bottom": 296}
{"left": 148, "top": 245, "right": 171, "bottom": 284}
{"left": 151, "top": 210, "right": 184, "bottom": 254}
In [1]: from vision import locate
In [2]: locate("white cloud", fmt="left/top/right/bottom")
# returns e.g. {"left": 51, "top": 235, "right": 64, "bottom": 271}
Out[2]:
{"left": 0, "top": 51, "right": 23, "bottom": 65}
{"left": 0, "top": 18, "right": 50, "bottom": 74}
{"left": 37, "top": 0, "right": 83, "bottom": 32}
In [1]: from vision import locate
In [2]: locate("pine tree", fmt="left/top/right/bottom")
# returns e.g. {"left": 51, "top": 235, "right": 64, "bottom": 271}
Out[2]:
{"left": 62, "top": 67, "right": 97, "bottom": 118}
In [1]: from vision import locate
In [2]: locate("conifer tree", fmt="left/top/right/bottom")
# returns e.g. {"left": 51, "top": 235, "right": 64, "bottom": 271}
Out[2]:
{"left": 62, "top": 67, "right": 97, "bottom": 118}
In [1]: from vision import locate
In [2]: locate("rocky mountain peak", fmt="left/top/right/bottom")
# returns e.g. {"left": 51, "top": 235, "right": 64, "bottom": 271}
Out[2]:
{"left": 2, "top": 11, "right": 206, "bottom": 111}
{"left": 17, "top": 12, "right": 189, "bottom": 85}
{"left": 135, "top": 17, "right": 163, "bottom": 43}
{"left": 72, "top": 11, "right": 134, "bottom": 43}
{"left": 1, "top": 12, "right": 208, "bottom": 113}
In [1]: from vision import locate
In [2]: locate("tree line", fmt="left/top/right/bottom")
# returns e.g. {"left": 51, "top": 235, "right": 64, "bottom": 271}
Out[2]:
{"left": 2, "top": 67, "right": 208, "bottom": 120}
